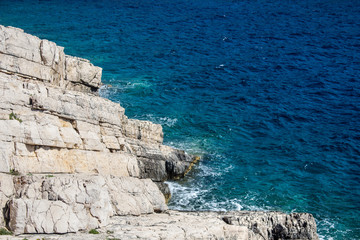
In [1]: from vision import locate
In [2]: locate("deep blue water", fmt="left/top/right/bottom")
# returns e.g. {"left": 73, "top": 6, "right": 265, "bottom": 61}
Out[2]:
{"left": 1, "top": 0, "right": 360, "bottom": 239}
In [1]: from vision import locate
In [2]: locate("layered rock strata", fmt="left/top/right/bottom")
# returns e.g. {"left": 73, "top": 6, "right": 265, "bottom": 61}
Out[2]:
{"left": 0, "top": 25, "right": 101, "bottom": 93}
{"left": 0, "top": 25, "right": 319, "bottom": 239}
{"left": 0, "top": 209, "right": 318, "bottom": 240}
{"left": 0, "top": 24, "right": 193, "bottom": 231}
{"left": 0, "top": 71, "right": 192, "bottom": 181}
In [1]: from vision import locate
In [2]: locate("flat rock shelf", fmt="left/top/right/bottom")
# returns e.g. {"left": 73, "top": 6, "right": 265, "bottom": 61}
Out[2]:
{"left": 0, "top": 25, "right": 319, "bottom": 239}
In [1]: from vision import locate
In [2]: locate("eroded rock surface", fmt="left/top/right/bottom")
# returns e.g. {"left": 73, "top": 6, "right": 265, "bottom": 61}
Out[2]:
{"left": 0, "top": 71, "right": 193, "bottom": 181}
{"left": 0, "top": 210, "right": 318, "bottom": 240}
{"left": 222, "top": 211, "right": 318, "bottom": 240}
{"left": 7, "top": 174, "right": 166, "bottom": 235}
{"left": 0, "top": 25, "right": 101, "bottom": 93}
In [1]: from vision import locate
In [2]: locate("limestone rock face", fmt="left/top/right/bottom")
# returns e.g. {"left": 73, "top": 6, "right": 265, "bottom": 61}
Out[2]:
{"left": 0, "top": 70, "right": 191, "bottom": 181}
{"left": 105, "top": 211, "right": 249, "bottom": 240}
{"left": 0, "top": 24, "right": 193, "bottom": 184}
{"left": 222, "top": 211, "right": 319, "bottom": 240}
{"left": 0, "top": 25, "right": 100, "bottom": 93}
{"left": 8, "top": 174, "right": 167, "bottom": 234}
{"left": 64, "top": 55, "right": 102, "bottom": 91}
{"left": 3, "top": 210, "right": 318, "bottom": 240}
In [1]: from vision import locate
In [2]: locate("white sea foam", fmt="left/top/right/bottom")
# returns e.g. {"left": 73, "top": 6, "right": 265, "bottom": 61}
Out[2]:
{"left": 168, "top": 183, "right": 267, "bottom": 212}
{"left": 215, "top": 64, "right": 225, "bottom": 69}
{"left": 130, "top": 81, "right": 151, "bottom": 88}
{"left": 164, "top": 137, "right": 268, "bottom": 213}
{"left": 319, "top": 218, "right": 335, "bottom": 230}
{"left": 98, "top": 84, "right": 110, "bottom": 98}
{"left": 159, "top": 117, "right": 178, "bottom": 127}
{"left": 196, "top": 163, "right": 223, "bottom": 177}
{"left": 316, "top": 218, "right": 355, "bottom": 240}
{"left": 145, "top": 114, "right": 178, "bottom": 127}
{"left": 319, "top": 235, "right": 333, "bottom": 240}
{"left": 167, "top": 181, "right": 209, "bottom": 210}
{"left": 101, "top": 77, "right": 152, "bottom": 95}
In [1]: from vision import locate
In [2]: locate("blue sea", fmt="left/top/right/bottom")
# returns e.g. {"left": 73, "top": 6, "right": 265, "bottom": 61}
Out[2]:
{"left": 1, "top": 0, "right": 359, "bottom": 239}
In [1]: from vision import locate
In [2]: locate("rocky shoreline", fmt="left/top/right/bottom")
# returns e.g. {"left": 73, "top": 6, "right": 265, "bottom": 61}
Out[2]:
{"left": 0, "top": 25, "right": 318, "bottom": 239}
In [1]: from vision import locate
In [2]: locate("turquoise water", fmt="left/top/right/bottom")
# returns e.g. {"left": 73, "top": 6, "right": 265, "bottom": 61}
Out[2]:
{"left": 1, "top": 0, "right": 359, "bottom": 239}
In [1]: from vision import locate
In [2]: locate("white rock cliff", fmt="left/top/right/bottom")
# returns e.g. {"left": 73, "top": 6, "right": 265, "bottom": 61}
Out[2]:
{"left": 0, "top": 25, "right": 319, "bottom": 239}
